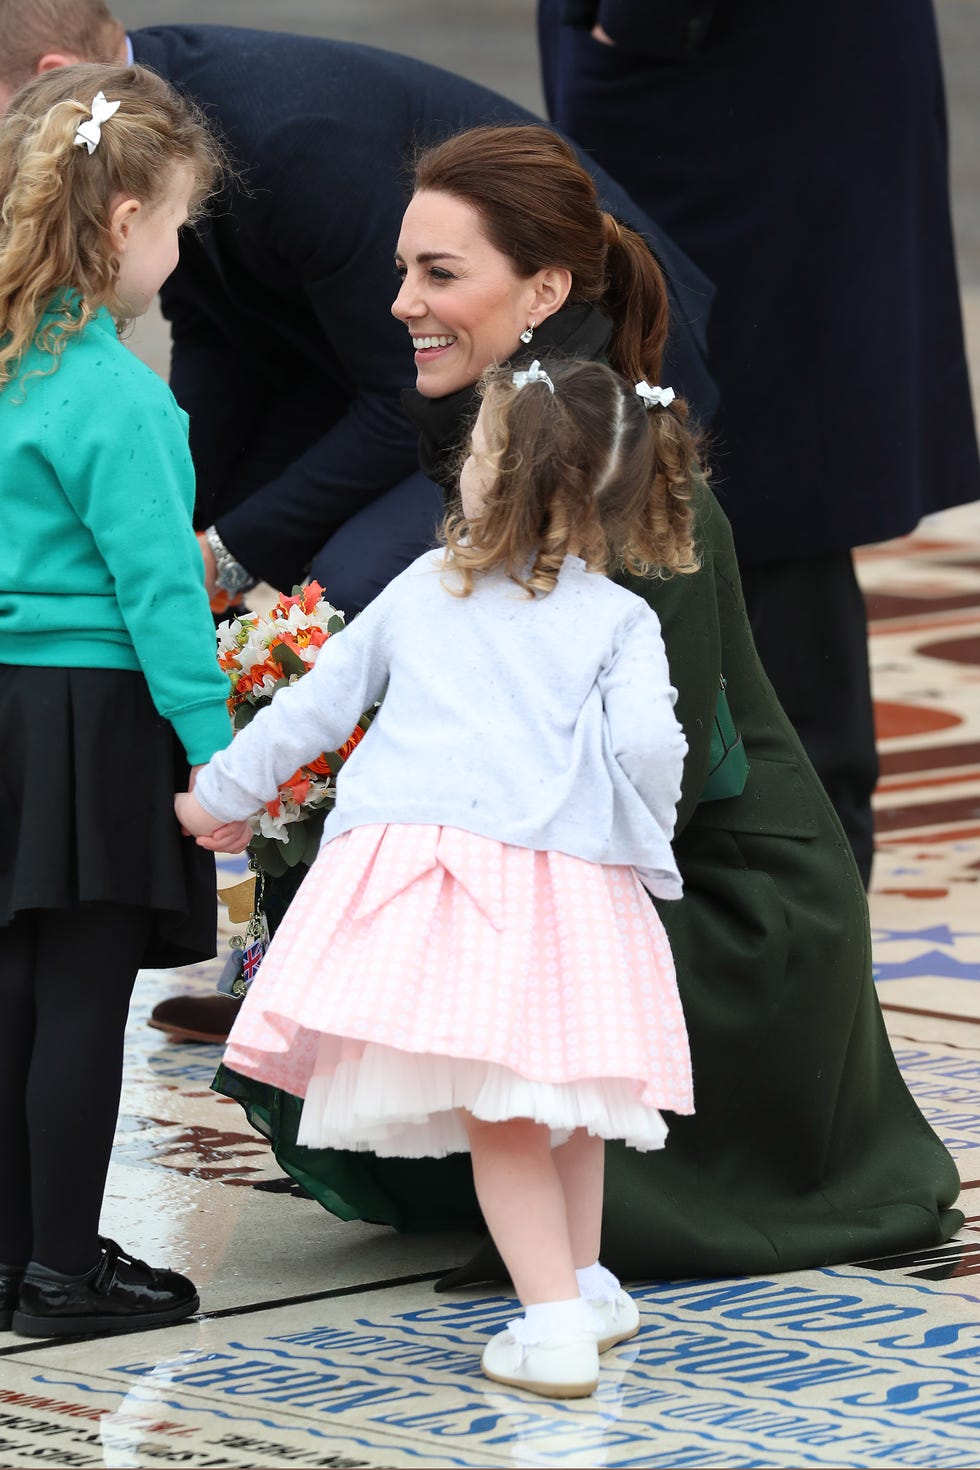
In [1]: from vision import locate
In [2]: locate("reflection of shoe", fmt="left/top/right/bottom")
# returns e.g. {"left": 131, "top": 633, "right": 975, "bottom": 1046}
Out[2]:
{"left": 481, "top": 1347, "right": 634, "bottom": 1469}
{"left": 590, "top": 1290, "right": 640, "bottom": 1353}
{"left": 12, "top": 1238, "right": 198, "bottom": 1338}
{"left": 148, "top": 993, "right": 242, "bottom": 1043}
{"left": 482, "top": 1326, "right": 599, "bottom": 1399}
{"left": 1, "top": 1268, "right": 23, "bottom": 1331}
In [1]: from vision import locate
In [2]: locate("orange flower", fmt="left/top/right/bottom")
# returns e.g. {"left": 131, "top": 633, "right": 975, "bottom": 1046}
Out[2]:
{"left": 286, "top": 776, "right": 311, "bottom": 805}
{"left": 336, "top": 724, "right": 367, "bottom": 762}
{"left": 302, "top": 581, "right": 325, "bottom": 614}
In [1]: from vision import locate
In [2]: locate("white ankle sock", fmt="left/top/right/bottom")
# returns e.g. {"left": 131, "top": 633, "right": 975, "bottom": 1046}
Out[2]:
{"left": 575, "top": 1261, "right": 621, "bottom": 1302}
{"left": 520, "top": 1296, "right": 593, "bottom": 1341}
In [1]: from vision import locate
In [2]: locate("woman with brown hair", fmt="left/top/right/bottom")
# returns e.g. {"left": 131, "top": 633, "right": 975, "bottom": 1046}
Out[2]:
{"left": 217, "top": 124, "right": 962, "bottom": 1284}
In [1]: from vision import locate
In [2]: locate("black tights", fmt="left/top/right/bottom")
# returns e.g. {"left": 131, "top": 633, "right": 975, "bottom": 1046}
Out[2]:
{"left": 0, "top": 904, "right": 152, "bottom": 1274}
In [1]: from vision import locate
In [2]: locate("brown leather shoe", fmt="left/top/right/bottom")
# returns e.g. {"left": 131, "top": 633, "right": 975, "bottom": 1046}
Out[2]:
{"left": 148, "top": 993, "right": 242, "bottom": 1043}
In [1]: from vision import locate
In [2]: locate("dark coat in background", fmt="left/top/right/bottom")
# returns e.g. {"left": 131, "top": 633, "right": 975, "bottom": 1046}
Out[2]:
{"left": 538, "top": 0, "right": 980, "bottom": 566}
{"left": 130, "top": 25, "right": 716, "bottom": 602}
{"left": 538, "top": 0, "right": 980, "bottom": 883}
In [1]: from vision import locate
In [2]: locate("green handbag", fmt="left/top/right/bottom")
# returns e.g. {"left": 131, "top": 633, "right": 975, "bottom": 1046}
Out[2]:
{"left": 700, "top": 675, "right": 749, "bottom": 802}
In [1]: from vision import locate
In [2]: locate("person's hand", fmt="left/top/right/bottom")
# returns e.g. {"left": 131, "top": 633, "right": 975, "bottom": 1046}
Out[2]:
{"left": 591, "top": 23, "right": 615, "bottom": 45}
{"left": 175, "top": 788, "right": 220, "bottom": 837}
{"left": 195, "top": 819, "right": 254, "bottom": 854}
{"left": 176, "top": 788, "right": 253, "bottom": 853}
{"left": 197, "top": 530, "right": 221, "bottom": 602}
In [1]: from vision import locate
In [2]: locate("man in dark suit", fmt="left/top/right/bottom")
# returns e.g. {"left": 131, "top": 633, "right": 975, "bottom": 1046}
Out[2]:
{"left": 539, "top": 0, "right": 980, "bottom": 886}
{"left": 0, "top": 1, "right": 715, "bottom": 1039}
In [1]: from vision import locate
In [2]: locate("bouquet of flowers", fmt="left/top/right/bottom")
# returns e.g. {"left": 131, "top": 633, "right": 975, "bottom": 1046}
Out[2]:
{"left": 216, "top": 581, "right": 373, "bottom": 877}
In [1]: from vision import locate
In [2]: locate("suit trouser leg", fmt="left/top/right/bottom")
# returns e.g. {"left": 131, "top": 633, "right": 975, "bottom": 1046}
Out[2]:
{"left": 739, "top": 551, "right": 878, "bottom": 887}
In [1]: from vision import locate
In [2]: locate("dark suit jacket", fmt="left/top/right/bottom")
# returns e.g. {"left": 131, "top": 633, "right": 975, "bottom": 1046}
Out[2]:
{"left": 540, "top": 0, "right": 980, "bottom": 565}
{"left": 132, "top": 25, "right": 717, "bottom": 591}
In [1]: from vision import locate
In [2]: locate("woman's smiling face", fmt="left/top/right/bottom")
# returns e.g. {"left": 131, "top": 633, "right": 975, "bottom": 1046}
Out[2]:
{"left": 392, "top": 189, "right": 552, "bottom": 398}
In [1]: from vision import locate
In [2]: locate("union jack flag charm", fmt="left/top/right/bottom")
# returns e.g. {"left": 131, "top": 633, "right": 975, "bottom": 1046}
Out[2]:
{"left": 241, "top": 939, "right": 266, "bottom": 986}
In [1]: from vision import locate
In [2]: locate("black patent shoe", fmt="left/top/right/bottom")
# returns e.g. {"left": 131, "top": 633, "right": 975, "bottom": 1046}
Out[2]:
{"left": 11, "top": 1238, "right": 198, "bottom": 1338}
{"left": 1, "top": 1268, "right": 24, "bottom": 1331}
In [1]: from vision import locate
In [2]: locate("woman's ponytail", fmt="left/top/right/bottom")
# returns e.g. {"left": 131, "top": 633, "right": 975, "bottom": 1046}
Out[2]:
{"left": 601, "top": 211, "right": 670, "bottom": 388}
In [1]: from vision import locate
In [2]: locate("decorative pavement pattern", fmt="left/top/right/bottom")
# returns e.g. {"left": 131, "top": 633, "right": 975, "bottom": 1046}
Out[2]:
{"left": 1, "top": 502, "right": 979, "bottom": 1470}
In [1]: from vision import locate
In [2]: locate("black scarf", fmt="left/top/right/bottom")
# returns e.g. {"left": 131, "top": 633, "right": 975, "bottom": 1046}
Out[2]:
{"left": 401, "top": 302, "right": 613, "bottom": 495}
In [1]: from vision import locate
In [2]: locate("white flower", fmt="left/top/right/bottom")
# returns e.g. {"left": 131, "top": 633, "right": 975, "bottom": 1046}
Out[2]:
{"left": 235, "top": 627, "right": 277, "bottom": 676}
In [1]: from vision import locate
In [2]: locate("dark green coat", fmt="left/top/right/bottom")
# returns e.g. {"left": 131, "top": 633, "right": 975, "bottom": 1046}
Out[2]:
{"left": 597, "top": 484, "right": 961, "bottom": 1274}
{"left": 215, "top": 479, "right": 961, "bottom": 1276}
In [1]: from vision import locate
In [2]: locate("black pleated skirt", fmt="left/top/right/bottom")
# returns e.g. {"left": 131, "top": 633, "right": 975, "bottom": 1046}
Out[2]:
{"left": 0, "top": 664, "right": 218, "bottom": 967}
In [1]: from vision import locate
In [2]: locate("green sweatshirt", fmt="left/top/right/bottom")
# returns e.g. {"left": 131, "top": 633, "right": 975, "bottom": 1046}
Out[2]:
{"left": 0, "top": 303, "right": 232, "bottom": 764}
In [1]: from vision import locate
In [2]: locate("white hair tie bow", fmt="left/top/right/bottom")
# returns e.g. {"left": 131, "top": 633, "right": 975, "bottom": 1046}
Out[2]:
{"left": 512, "top": 360, "right": 555, "bottom": 395}
{"left": 635, "top": 381, "right": 676, "bottom": 409}
{"left": 73, "top": 91, "right": 121, "bottom": 155}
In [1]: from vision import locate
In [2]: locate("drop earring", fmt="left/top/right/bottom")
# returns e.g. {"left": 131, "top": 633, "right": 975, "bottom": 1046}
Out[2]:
{"left": 519, "top": 321, "right": 535, "bottom": 345}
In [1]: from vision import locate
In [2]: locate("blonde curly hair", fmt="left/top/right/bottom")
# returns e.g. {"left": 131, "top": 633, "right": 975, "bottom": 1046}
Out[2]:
{"left": 0, "top": 62, "right": 224, "bottom": 389}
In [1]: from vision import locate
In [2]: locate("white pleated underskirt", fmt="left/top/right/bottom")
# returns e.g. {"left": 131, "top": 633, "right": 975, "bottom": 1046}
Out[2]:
{"left": 296, "top": 1039, "right": 670, "bottom": 1157}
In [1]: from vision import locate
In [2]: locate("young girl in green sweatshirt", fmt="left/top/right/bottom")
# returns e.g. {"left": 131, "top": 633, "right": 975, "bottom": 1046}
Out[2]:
{"left": 0, "top": 62, "right": 247, "bottom": 1339}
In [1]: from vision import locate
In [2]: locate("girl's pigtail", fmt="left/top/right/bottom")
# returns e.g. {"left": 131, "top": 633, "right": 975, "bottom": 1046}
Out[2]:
{"left": 617, "top": 384, "right": 701, "bottom": 580}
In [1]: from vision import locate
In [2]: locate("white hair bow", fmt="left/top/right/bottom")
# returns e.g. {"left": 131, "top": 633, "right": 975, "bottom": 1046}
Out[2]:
{"left": 73, "top": 91, "right": 121, "bottom": 155}
{"left": 635, "top": 381, "right": 676, "bottom": 409}
{"left": 512, "top": 360, "right": 555, "bottom": 395}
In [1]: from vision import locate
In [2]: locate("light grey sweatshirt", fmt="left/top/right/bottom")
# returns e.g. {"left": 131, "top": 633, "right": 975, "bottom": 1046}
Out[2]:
{"left": 194, "top": 551, "right": 688, "bottom": 899}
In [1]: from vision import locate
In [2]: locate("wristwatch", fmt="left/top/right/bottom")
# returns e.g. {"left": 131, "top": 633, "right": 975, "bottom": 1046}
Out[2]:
{"left": 205, "top": 525, "right": 258, "bottom": 596}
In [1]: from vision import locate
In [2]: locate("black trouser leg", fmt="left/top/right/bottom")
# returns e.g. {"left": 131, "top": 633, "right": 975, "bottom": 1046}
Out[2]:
{"left": 740, "top": 552, "right": 878, "bottom": 888}
{"left": 0, "top": 904, "right": 152, "bottom": 1275}
{"left": 0, "top": 913, "right": 37, "bottom": 1267}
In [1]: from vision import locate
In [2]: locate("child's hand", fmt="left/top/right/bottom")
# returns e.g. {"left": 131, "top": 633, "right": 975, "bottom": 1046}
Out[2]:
{"left": 195, "top": 820, "right": 254, "bottom": 854}
{"left": 175, "top": 791, "right": 253, "bottom": 853}
{"left": 175, "top": 789, "right": 221, "bottom": 837}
